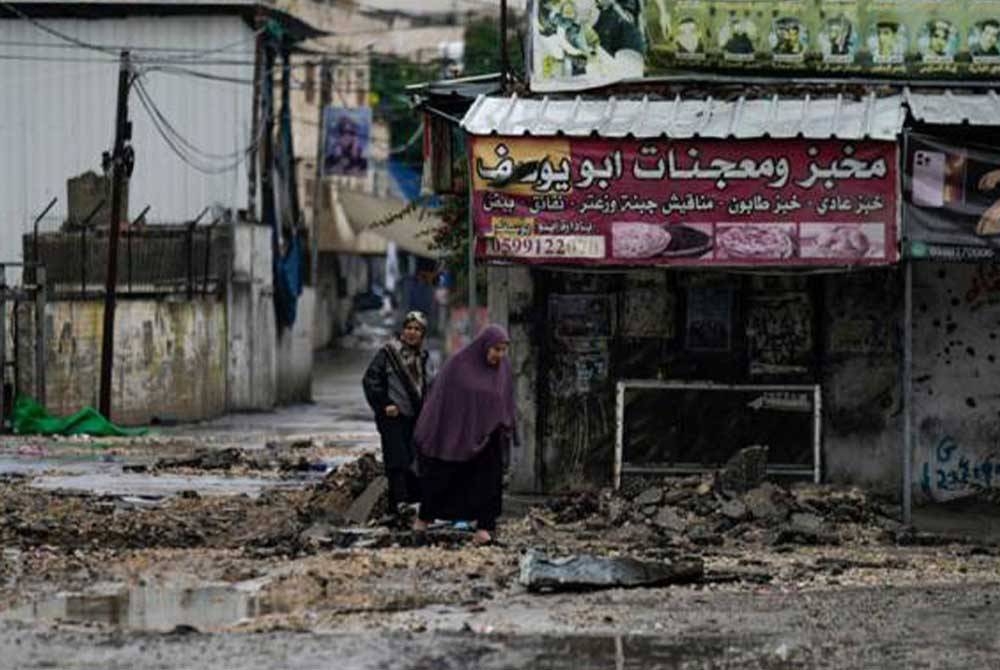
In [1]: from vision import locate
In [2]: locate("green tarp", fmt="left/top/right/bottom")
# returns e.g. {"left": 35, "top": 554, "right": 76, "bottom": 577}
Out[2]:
{"left": 11, "top": 395, "right": 148, "bottom": 437}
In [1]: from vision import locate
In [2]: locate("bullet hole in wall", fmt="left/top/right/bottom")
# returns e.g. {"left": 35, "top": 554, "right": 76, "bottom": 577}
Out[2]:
{"left": 966, "top": 397, "right": 977, "bottom": 408}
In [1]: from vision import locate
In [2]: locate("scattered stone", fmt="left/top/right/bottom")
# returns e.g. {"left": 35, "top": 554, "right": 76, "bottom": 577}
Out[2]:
{"left": 743, "top": 483, "right": 789, "bottom": 523}
{"left": 686, "top": 524, "right": 722, "bottom": 546}
{"left": 519, "top": 550, "right": 704, "bottom": 592}
{"left": 607, "top": 499, "right": 627, "bottom": 525}
{"left": 634, "top": 487, "right": 664, "bottom": 507}
{"left": 721, "top": 499, "right": 748, "bottom": 521}
{"left": 641, "top": 505, "right": 658, "bottom": 518}
{"left": 720, "top": 446, "right": 769, "bottom": 494}
{"left": 789, "top": 513, "right": 825, "bottom": 537}
{"left": 652, "top": 506, "right": 687, "bottom": 533}
{"left": 344, "top": 476, "right": 389, "bottom": 525}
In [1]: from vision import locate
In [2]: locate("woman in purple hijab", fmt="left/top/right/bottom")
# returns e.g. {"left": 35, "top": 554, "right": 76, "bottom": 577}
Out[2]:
{"left": 412, "top": 324, "right": 516, "bottom": 544}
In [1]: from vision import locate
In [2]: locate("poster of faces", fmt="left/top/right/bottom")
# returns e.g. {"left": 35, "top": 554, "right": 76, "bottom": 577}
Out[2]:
{"left": 530, "top": 0, "right": 1000, "bottom": 90}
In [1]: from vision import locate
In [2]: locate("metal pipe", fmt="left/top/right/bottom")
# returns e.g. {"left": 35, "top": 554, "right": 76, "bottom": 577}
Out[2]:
{"left": 79, "top": 198, "right": 107, "bottom": 297}
{"left": 614, "top": 381, "right": 625, "bottom": 491}
{"left": 34, "top": 266, "right": 46, "bottom": 408}
{"left": 813, "top": 384, "right": 822, "bottom": 484}
{"left": 0, "top": 264, "right": 6, "bottom": 432}
{"left": 499, "top": 0, "right": 509, "bottom": 86}
{"left": 30, "top": 197, "right": 57, "bottom": 285}
{"left": 128, "top": 205, "right": 150, "bottom": 294}
{"left": 203, "top": 218, "right": 219, "bottom": 295}
{"left": 903, "top": 260, "right": 913, "bottom": 525}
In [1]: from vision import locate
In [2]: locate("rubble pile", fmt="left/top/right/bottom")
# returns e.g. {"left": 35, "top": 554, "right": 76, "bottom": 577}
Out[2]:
{"left": 537, "top": 472, "right": 901, "bottom": 548}
{"left": 303, "top": 453, "right": 386, "bottom": 524}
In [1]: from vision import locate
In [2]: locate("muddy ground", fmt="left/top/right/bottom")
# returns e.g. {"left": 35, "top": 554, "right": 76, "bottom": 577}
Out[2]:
{"left": 0, "top": 352, "right": 998, "bottom": 668}
{"left": 0, "top": 432, "right": 998, "bottom": 668}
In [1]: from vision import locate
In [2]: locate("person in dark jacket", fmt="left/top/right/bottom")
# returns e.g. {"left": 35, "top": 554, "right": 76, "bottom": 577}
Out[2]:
{"left": 362, "top": 311, "right": 430, "bottom": 518}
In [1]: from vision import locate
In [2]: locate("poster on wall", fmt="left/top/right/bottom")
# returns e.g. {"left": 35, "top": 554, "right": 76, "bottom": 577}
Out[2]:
{"left": 549, "top": 294, "right": 614, "bottom": 339}
{"left": 530, "top": 0, "right": 647, "bottom": 92}
{"left": 904, "top": 132, "right": 1000, "bottom": 261}
{"left": 685, "top": 286, "right": 732, "bottom": 351}
{"left": 470, "top": 135, "right": 899, "bottom": 267}
{"left": 746, "top": 293, "right": 814, "bottom": 376}
{"left": 322, "top": 107, "right": 371, "bottom": 177}
{"left": 529, "top": 0, "right": 1000, "bottom": 91}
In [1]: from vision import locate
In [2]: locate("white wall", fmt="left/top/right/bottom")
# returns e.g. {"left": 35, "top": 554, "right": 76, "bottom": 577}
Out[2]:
{"left": 0, "top": 15, "right": 253, "bottom": 264}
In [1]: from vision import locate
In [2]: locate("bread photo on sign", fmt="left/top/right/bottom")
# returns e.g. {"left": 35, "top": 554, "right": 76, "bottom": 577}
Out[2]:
{"left": 715, "top": 224, "right": 796, "bottom": 260}
{"left": 975, "top": 168, "right": 1000, "bottom": 236}
{"left": 611, "top": 222, "right": 672, "bottom": 259}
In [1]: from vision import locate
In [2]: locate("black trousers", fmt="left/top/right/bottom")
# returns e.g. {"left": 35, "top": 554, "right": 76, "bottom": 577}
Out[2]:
{"left": 418, "top": 433, "right": 504, "bottom": 532}
{"left": 377, "top": 415, "right": 420, "bottom": 508}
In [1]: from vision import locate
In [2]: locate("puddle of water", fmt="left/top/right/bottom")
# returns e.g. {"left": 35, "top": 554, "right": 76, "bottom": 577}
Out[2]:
{"left": 5, "top": 582, "right": 266, "bottom": 632}
{"left": 0, "top": 455, "right": 123, "bottom": 477}
{"left": 30, "top": 473, "right": 303, "bottom": 498}
{"left": 470, "top": 634, "right": 796, "bottom": 669}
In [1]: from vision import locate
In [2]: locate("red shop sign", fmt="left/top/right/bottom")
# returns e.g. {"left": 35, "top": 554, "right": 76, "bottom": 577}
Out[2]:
{"left": 469, "top": 136, "right": 899, "bottom": 266}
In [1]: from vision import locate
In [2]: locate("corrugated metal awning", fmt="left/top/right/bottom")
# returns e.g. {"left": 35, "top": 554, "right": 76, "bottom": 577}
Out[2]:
{"left": 461, "top": 93, "right": 907, "bottom": 141}
{"left": 904, "top": 89, "right": 1000, "bottom": 126}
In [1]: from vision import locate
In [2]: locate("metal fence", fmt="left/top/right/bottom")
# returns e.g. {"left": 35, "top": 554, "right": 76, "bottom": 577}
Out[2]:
{"left": 23, "top": 223, "right": 230, "bottom": 300}
{"left": 0, "top": 263, "right": 47, "bottom": 432}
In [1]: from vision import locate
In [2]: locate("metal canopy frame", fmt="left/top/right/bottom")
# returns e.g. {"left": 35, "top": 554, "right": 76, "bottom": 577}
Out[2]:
{"left": 613, "top": 379, "right": 822, "bottom": 490}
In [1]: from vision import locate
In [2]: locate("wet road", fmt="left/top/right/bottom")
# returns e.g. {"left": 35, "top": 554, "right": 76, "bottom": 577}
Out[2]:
{"left": 2, "top": 581, "right": 1000, "bottom": 668}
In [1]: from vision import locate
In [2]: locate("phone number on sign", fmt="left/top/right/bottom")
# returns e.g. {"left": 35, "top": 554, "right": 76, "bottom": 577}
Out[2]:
{"left": 485, "top": 235, "right": 606, "bottom": 259}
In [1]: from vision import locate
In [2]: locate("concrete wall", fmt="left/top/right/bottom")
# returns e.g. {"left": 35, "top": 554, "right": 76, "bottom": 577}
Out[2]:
{"left": 501, "top": 267, "right": 915, "bottom": 495}
{"left": 821, "top": 269, "right": 903, "bottom": 495}
{"left": 912, "top": 262, "right": 1000, "bottom": 502}
{"left": 277, "top": 287, "right": 315, "bottom": 404}
{"left": 488, "top": 265, "right": 539, "bottom": 493}
{"left": 227, "top": 223, "right": 278, "bottom": 411}
{"left": 34, "top": 298, "right": 226, "bottom": 426}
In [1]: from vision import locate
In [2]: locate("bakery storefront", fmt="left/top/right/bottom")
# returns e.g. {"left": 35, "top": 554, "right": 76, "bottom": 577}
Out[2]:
{"left": 465, "top": 95, "right": 909, "bottom": 492}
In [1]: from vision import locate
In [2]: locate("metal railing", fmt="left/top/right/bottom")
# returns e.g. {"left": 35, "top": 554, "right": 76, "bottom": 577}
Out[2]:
{"left": 24, "top": 212, "right": 229, "bottom": 300}
{"left": 0, "top": 263, "right": 47, "bottom": 433}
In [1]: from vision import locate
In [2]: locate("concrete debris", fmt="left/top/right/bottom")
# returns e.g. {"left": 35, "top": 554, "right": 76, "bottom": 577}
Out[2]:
{"left": 536, "top": 475, "right": 902, "bottom": 548}
{"left": 743, "top": 483, "right": 790, "bottom": 524}
{"left": 719, "top": 446, "right": 769, "bottom": 493}
{"left": 634, "top": 487, "right": 664, "bottom": 507}
{"left": 652, "top": 506, "right": 687, "bottom": 533}
{"left": 344, "top": 476, "right": 389, "bottom": 525}
{"left": 519, "top": 550, "right": 704, "bottom": 592}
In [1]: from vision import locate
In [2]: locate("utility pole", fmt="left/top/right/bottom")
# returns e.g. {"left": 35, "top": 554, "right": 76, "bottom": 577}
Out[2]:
{"left": 499, "top": 0, "right": 509, "bottom": 86}
{"left": 311, "top": 59, "right": 332, "bottom": 285}
{"left": 99, "top": 50, "right": 133, "bottom": 419}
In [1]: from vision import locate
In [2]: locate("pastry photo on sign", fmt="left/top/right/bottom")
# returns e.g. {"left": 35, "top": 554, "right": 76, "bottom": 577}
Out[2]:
{"left": 799, "top": 223, "right": 885, "bottom": 260}
{"left": 714, "top": 223, "right": 796, "bottom": 261}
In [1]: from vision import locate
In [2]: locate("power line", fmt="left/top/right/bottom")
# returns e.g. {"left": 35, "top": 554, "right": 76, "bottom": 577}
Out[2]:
{"left": 0, "top": 0, "right": 116, "bottom": 55}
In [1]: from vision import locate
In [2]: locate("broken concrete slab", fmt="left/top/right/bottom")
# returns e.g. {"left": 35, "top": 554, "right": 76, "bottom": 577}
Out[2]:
{"left": 344, "top": 476, "right": 388, "bottom": 525}
{"left": 719, "top": 445, "right": 769, "bottom": 494}
{"left": 634, "top": 487, "right": 663, "bottom": 507}
{"left": 519, "top": 550, "right": 703, "bottom": 592}
{"left": 652, "top": 506, "right": 687, "bottom": 533}
{"left": 743, "top": 483, "right": 789, "bottom": 523}
{"left": 721, "top": 499, "right": 748, "bottom": 521}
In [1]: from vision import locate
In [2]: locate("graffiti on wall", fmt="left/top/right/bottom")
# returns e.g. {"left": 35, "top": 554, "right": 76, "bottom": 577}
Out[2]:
{"left": 920, "top": 435, "right": 999, "bottom": 501}
{"left": 746, "top": 293, "right": 813, "bottom": 376}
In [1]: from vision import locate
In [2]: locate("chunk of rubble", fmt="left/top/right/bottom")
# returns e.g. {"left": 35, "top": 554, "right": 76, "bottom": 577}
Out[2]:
{"left": 719, "top": 445, "right": 769, "bottom": 494}
{"left": 519, "top": 550, "right": 704, "bottom": 592}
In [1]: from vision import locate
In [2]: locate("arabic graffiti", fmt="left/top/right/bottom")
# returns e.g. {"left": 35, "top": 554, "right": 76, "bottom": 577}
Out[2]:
{"left": 920, "top": 435, "right": 999, "bottom": 499}
{"left": 471, "top": 136, "right": 899, "bottom": 268}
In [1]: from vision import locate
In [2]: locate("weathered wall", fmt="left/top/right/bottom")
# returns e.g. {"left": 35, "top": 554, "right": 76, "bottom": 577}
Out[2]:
{"left": 821, "top": 269, "right": 902, "bottom": 494}
{"left": 227, "top": 223, "right": 277, "bottom": 411}
{"left": 34, "top": 298, "right": 226, "bottom": 426}
{"left": 277, "top": 287, "right": 315, "bottom": 404}
{"left": 487, "top": 265, "right": 539, "bottom": 493}
{"left": 912, "top": 262, "right": 1000, "bottom": 502}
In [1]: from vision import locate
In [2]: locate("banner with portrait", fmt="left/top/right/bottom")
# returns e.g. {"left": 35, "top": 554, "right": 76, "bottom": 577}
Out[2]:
{"left": 322, "top": 107, "right": 372, "bottom": 177}
{"left": 470, "top": 135, "right": 900, "bottom": 267}
{"left": 529, "top": 0, "right": 1000, "bottom": 91}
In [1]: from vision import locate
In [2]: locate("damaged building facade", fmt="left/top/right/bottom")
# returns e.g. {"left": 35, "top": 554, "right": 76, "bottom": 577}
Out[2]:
{"left": 0, "top": 1, "right": 324, "bottom": 424}
{"left": 421, "top": 2, "right": 1000, "bottom": 511}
